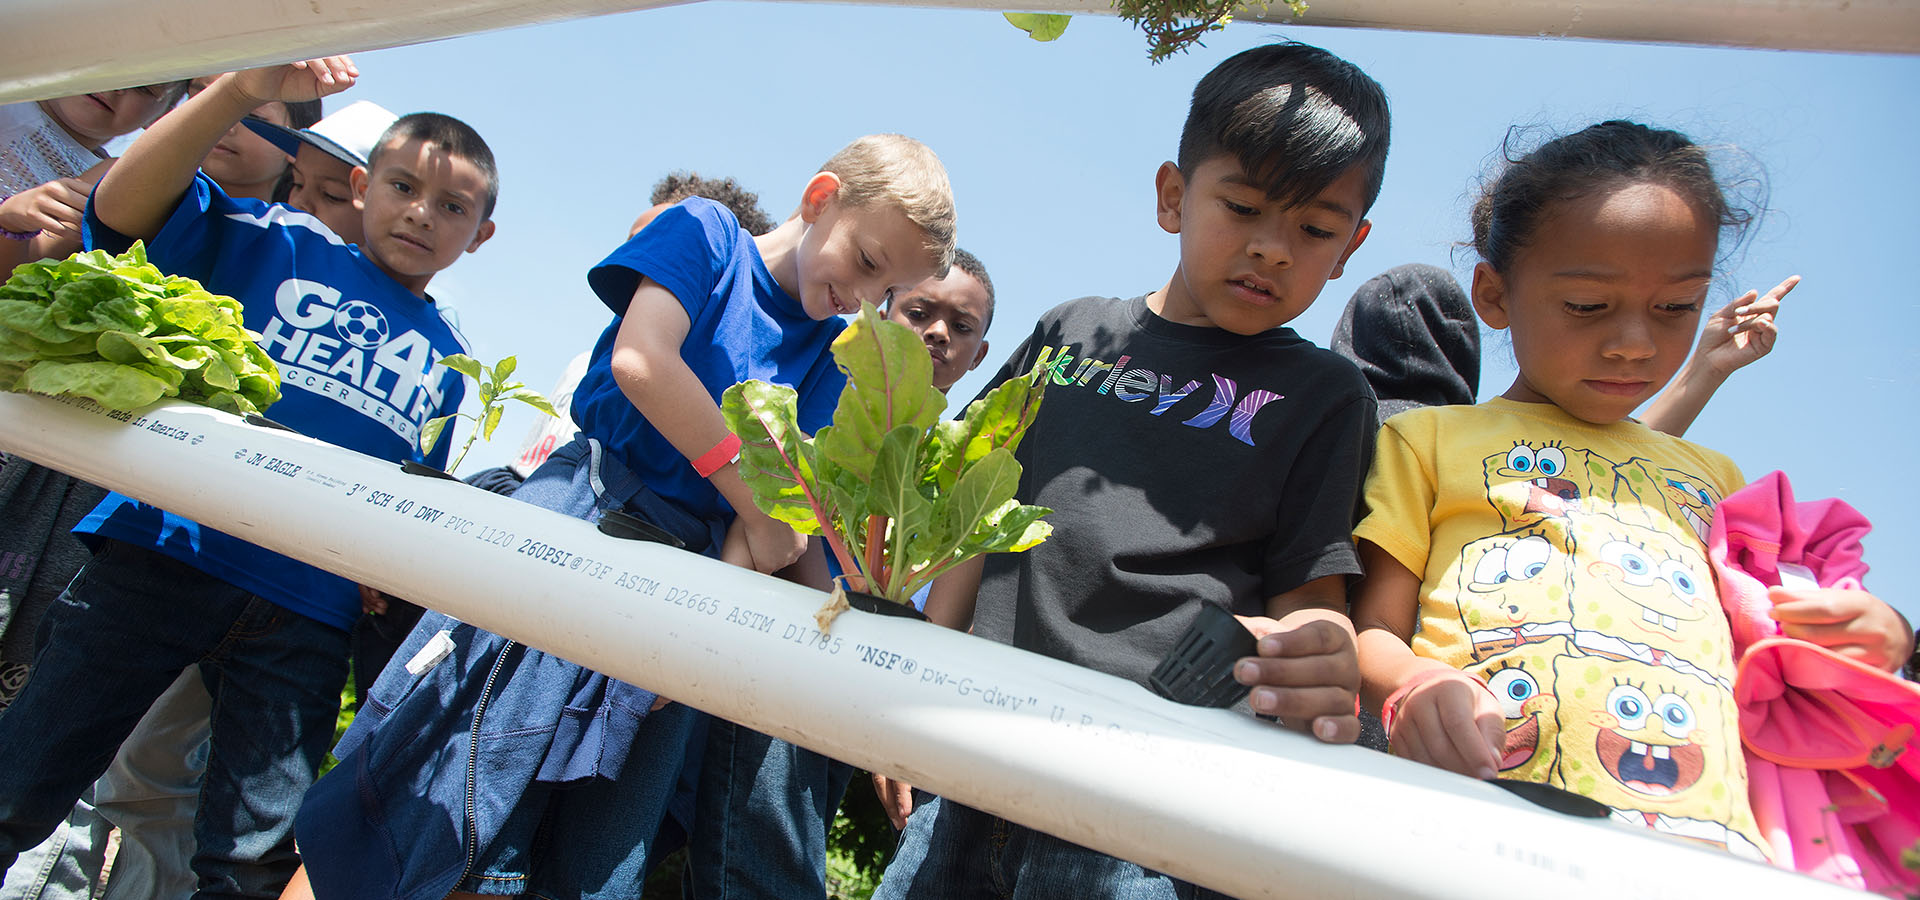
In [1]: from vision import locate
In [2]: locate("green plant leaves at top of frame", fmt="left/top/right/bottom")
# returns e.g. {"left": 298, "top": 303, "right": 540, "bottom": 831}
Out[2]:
{"left": 816, "top": 303, "right": 946, "bottom": 479}
{"left": 721, "top": 380, "right": 830, "bottom": 534}
{"left": 1004, "top": 12, "right": 1071, "bottom": 41}
{"left": 491, "top": 354, "right": 517, "bottom": 384}
{"left": 438, "top": 353, "right": 485, "bottom": 382}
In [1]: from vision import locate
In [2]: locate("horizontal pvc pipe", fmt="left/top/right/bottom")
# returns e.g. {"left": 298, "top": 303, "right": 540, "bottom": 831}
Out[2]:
{"left": 0, "top": 392, "right": 1847, "bottom": 899}
{"left": 2, "top": 0, "right": 1914, "bottom": 104}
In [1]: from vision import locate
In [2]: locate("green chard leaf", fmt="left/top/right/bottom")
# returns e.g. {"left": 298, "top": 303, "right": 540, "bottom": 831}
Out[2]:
{"left": 721, "top": 380, "right": 831, "bottom": 534}
{"left": 815, "top": 303, "right": 947, "bottom": 478}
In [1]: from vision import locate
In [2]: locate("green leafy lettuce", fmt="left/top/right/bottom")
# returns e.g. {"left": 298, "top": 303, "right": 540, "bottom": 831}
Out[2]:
{"left": 0, "top": 243, "right": 279, "bottom": 414}
{"left": 722, "top": 302, "right": 1051, "bottom": 610}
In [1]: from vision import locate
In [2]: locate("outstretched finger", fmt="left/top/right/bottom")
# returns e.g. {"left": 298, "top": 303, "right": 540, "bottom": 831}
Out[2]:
{"left": 1739, "top": 274, "right": 1799, "bottom": 317}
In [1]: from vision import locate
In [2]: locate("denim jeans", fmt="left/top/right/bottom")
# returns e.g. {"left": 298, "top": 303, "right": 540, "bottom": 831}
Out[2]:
{"left": 872, "top": 796, "right": 1228, "bottom": 900}
{"left": 686, "top": 721, "right": 856, "bottom": 899}
{"left": 0, "top": 541, "right": 348, "bottom": 900}
{"left": 1, "top": 667, "right": 208, "bottom": 900}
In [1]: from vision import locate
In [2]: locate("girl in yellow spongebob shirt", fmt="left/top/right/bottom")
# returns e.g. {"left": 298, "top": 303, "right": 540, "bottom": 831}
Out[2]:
{"left": 1351, "top": 120, "right": 1915, "bottom": 858}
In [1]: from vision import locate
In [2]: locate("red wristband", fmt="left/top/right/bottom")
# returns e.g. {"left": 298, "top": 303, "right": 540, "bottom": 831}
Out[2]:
{"left": 692, "top": 433, "right": 742, "bottom": 478}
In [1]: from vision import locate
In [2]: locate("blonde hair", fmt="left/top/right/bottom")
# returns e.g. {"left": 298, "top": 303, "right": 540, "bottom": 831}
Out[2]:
{"left": 818, "top": 134, "right": 956, "bottom": 277}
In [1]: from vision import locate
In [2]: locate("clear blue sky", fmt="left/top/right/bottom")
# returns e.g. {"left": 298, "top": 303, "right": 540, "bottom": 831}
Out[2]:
{"left": 328, "top": 3, "right": 1920, "bottom": 624}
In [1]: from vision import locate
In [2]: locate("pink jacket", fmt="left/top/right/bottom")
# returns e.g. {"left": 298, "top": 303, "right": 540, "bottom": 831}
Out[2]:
{"left": 1707, "top": 470, "right": 1919, "bottom": 895}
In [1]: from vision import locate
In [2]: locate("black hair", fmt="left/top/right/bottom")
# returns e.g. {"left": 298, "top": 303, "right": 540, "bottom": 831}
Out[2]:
{"left": 285, "top": 99, "right": 323, "bottom": 131}
{"left": 1177, "top": 41, "right": 1391, "bottom": 213}
{"left": 1470, "top": 120, "right": 1760, "bottom": 275}
{"left": 650, "top": 171, "right": 775, "bottom": 236}
{"left": 949, "top": 247, "right": 995, "bottom": 333}
{"left": 368, "top": 112, "right": 499, "bottom": 220}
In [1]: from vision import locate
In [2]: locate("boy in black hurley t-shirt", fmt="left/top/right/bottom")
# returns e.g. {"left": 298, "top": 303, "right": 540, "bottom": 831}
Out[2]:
{"left": 874, "top": 42, "right": 1387, "bottom": 899}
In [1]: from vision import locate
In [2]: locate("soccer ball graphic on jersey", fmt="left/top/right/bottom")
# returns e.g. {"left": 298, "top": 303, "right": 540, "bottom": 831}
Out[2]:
{"left": 333, "top": 300, "right": 390, "bottom": 349}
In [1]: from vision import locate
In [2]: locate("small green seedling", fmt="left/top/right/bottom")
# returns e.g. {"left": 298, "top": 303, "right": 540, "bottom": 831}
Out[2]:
{"left": 421, "top": 354, "right": 558, "bottom": 475}
{"left": 722, "top": 302, "right": 1052, "bottom": 627}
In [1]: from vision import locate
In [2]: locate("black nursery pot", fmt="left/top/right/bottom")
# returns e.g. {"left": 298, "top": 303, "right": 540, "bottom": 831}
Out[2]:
{"left": 400, "top": 459, "right": 460, "bottom": 481}
{"left": 843, "top": 589, "right": 929, "bottom": 622}
{"left": 1149, "top": 602, "right": 1257, "bottom": 708}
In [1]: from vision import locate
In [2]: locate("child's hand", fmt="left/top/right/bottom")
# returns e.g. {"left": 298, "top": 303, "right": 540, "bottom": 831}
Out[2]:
{"left": 1694, "top": 275, "right": 1795, "bottom": 378}
{"left": 871, "top": 773, "right": 916, "bottom": 829}
{"left": 0, "top": 177, "right": 93, "bottom": 240}
{"left": 720, "top": 510, "right": 806, "bottom": 575}
{"left": 1233, "top": 614, "right": 1361, "bottom": 743}
{"left": 230, "top": 57, "right": 358, "bottom": 106}
{"left": 1384, "top": 664, "right": 1505, "bottom": 780}
{"left": 357, "top": 584, "right": 390, "bottom": 616}
{"left": 1770, "top": 586, "right": 1915, "bottom": 672}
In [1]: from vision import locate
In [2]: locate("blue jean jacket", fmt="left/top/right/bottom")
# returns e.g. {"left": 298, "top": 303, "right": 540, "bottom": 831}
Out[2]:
{"left": 294, "top": 436, "right": 724, "bottom": 900}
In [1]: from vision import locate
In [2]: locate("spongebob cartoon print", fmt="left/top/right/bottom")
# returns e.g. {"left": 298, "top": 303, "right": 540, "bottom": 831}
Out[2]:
{"left": 1453, "top": 529, "right": 1576, "bottom": 661}
{"left": 1482, "top": 441, "right": 1612, "bottom": 531}
{"left": 1550, "top": 652, "right": 1763, "bottom": 857}
{"left": 1464, "top": 635, "right": 1574, "bottom": 782}
{"left": 1451, "top": 434, "right": 1761, "bottom": 856}
{"left": 1601, "top": 457, "right": 1726, "bottom": 540}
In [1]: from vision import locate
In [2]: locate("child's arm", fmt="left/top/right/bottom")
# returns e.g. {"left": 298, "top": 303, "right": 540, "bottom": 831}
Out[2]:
{"left": 92, "top": 60, "right": 355, "bottom": 241}
{"left": 1230, "top": 574, "right": 1361, "bottom": 743}
{"left": 922, "top": 556, "right": 984, "bottom": 631}
{"left": 1769, "top": 585, "right": 1916, "bottom": 673}
{"left": 1351, "top": 540, "right": 1504, "bottom": 779}
{"left": 1642, "top": 275, "right": 1796, "bottom": 437}
{"left": 612, "top": 279, "right": 806, "bottom": 574}
{"left": 870, "top": 556, "right": 984, "bottom": 825}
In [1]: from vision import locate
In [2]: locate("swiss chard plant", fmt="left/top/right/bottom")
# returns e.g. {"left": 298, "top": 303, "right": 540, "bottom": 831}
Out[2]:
{"left": 721, "top": 302, "right": 1051, "bottom": 619}
{"left": 420, "top": 354, "right": 558, "bottom": 475}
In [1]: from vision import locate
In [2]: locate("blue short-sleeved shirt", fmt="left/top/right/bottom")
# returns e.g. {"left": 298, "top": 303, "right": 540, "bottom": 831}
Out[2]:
{"left": 78, "top": 175, "right": 470, "bottom": 629}
{"left": 575, "top": 198, "right": 846, "bottom": 520}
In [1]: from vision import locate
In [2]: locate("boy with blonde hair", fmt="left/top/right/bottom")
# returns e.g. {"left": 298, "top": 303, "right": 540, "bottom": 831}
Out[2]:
{"left": 293, "top": 134, "right": 954, "bottom": 900}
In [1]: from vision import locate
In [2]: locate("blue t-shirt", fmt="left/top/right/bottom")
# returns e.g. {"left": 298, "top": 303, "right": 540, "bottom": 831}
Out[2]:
{"left": 78, "top": 175, "right": 470, "bottom": 630}
{"left": 575, "top": 198, "right": 846, "bottom": 521}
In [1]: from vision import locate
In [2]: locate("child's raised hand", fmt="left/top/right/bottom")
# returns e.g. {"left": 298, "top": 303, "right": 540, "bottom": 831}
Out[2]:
{"left": 1383, "top": 664, "right": 1505, "bottom": 780}
{"left": 231, "top": 57, "right": 358, "bottom": 106}
{"left": 1694, "top": 275, "right": 1796, "bottom": 378}
{"left": 1233, "top": 613, "right": 1362, "bottom": 743}
{"left": 1770, "top": 585, "right": 1916, "bottom": 673}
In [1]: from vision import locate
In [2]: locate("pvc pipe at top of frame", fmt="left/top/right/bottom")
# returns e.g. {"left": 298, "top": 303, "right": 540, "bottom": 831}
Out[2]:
{"left": 0, "top": 0, "right": 1916, "bottom": 104}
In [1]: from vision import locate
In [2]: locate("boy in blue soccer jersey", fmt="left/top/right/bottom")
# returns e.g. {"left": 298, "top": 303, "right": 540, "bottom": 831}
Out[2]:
{"left": 0, "top": 58, "right": 496, "bottom": 898}
{"left": 876, "top": 42, "right": 1385, "bottom": 899}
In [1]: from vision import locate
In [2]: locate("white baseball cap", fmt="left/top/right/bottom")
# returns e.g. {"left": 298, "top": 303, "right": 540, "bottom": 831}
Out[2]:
{"left": 243, "top": 100, "right": 399, "bottom": 168}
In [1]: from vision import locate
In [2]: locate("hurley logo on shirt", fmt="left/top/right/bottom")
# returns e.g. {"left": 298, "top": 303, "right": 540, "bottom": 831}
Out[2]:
{"left": 254, "top": 278, "right": 459, "bottom": 445}
{"left": 1031, "top": 344, "right": 1282, "bottom": 446}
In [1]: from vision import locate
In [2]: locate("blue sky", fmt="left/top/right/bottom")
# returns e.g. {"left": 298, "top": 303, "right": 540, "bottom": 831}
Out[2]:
{"left": 332, "top": 3, "right": 1920, "bottom": 623}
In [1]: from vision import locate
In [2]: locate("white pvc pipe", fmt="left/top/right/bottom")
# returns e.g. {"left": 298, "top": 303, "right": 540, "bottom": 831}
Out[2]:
{"left": 2, "top": 0, "right": 1915, "bottom": 104}
{"left": 0, "top": 392, "right": 1848, "bottom": 899}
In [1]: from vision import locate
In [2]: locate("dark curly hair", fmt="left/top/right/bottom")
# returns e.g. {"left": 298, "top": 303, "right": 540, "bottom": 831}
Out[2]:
{"left": 651, "top": 171, "right": 775, "bottom": 236}
{"left": 1470, "top": 120, "right": 1761, "bottom": 274}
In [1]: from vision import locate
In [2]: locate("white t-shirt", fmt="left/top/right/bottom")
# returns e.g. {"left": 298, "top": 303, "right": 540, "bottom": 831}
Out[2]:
{"left": 0, "top": 102, "right": 102, "bottom": 195}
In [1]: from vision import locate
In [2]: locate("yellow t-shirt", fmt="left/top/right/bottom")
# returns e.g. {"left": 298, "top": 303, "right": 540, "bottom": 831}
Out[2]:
{"left": 1355, "top": 398, "right": 1767, "bottom": 859}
